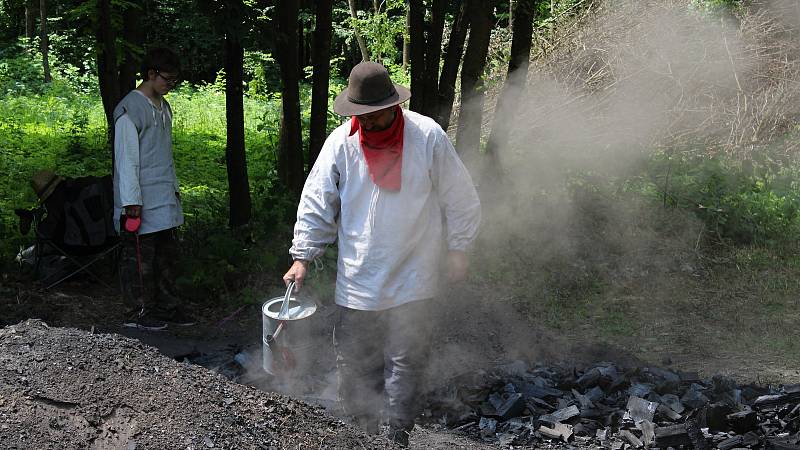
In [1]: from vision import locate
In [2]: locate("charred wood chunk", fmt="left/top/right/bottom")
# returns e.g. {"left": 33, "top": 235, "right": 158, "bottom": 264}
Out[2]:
{"left": 682, "top": 386, "right": 711, "bottom": 410}
{"left": 727, "top": 409, "right": 758, "bottom": 434}
{"left": 716, "top": 434, "right": 744, "bottom": 450}
{"left": 658, "top": 403, "right": 683, "bottom": 421}
{"left": 707, "top": 402, "right": 735, "bottom": 432}
{"left": 768, "top": 435, "right": 800, "bottom": 450}
{"left": 479, "top": 417, "right": 497, "bottom": 437}
{"left": 685, "top": 417, "right": 710, "bottom": 450}
{"left": 661, "top": 393, "right": 686, "bottom": 414}
{"left": 654, "top": 424, "right": 692, "bottom": 448}
{"left": 627, "top": 396, "right": 659, "bottom": 424}
{"left": 619, "top": 429, "right": 644, "bottom": 448}
{"left": 785, "top": 385, "right": 800, "bottom": 395}
{"left": 742, "top": 431, "right": 761, "bottom": 447}
{"left": 538, "top": 422, "right": 573, "bottom": 442}
{"left": 573, "top": 419, "right": 600, "bottom": 437}
{"left": 493, "top": 393, "right": 526, "bottom": 420}
{"left": 539, "top": 405, "right": 580, "bottom": 424}
{"left": 638, "top": 419, "right": 656, "bottom": 446}
{"left": 520, "top": 382, "right": 563, "bottom": 400}
{"left": 755, "top": 393, "right": 800, "bottom": 409}
{"left": 629, "top": 383, "right": 654, "bottom": 398}
{"left": 576, "top": 368, "right": 602, "bottom": 389}
{"left": 572, "top": 388, "right": 594, "bottom": 410}
{"left": 585, "top": 386, "right": 605, "bottom": 403}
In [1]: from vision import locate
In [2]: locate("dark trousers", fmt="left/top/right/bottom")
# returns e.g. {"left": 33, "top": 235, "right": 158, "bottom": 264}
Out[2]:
{"left": 118, "top": 225, "right": 180, "bottom": 312}
{"left": 333, "top": 299, "right": 433, "bottom": 432}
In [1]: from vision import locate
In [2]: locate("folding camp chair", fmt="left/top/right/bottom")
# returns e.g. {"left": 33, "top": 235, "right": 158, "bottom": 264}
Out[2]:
{"left": 26, "top": 174, "right": 120, "bottom": 290}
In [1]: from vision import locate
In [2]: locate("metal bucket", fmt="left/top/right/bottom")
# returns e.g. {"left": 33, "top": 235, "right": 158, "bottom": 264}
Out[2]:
{"left": 261, "top": 281, "right": 318, "bottom": 375}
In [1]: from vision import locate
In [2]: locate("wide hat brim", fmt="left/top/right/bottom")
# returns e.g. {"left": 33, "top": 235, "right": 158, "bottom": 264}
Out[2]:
{"left": 333, "top": 83, "right": 411, "bottom": 116}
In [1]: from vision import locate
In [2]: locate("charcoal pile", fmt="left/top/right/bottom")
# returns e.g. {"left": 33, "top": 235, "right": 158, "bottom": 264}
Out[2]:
{"left": 423, "top": 360, "right": 800, "bottom": 449}
{"left": 0, "top": 320, "right": 393, "bottom": 449}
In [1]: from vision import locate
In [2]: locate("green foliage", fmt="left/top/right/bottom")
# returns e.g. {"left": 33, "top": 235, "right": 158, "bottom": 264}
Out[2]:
{"left": 341, "top": 0, "right": 406, "bottom": 65}
{"left": 689, "top": 0, "right": 744, "bottom": 15}
{"left": 244, "top": 51, "right": 280, "bottom": 97}
{"left": 0, "top": 49, "right": 297, "bottom": 298}
{"left": 642, "top": 154, "right": 800, "bottom": 246}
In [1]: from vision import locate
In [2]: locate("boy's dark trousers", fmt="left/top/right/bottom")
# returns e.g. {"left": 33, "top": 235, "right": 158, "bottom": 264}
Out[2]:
{"left": 118, "top": 222, "right": 181, "bottom": 313}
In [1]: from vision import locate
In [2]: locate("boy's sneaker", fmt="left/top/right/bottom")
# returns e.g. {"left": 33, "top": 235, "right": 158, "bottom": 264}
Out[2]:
{"left": 160, "top": 308, "right": 196, "bottom": 327}
{"left": 122, "top": 310, "right": 168, "bottom": 331}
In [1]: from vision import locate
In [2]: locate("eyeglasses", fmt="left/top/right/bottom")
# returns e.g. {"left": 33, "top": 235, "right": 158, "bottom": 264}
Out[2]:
{"left": 156, "top": 71, "right": 181, "bottom": 87}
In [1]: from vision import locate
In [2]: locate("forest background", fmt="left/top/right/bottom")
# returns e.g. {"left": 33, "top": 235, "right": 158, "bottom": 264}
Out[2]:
{"left": 2, "top": 0, "right": 800, "bottom": 376}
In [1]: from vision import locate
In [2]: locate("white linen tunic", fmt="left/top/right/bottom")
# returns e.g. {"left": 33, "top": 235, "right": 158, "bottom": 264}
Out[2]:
{"left": 290, "top": 110, "right": 481, "bottom": 311}
{"left": 113, "top": 90, "right": 183, "bottom": 235}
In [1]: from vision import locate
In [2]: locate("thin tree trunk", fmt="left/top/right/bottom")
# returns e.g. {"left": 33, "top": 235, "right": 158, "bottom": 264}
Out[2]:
{"left": 455, "top": 0, "right": 492, "bottom": 155}
{"left": 408, "top": 0, "right": 425, "bottom": 112}
{"left": 118, "top": 1, "right": 142, "bottom": 96}
{"left": 39, "top": 0, "right": 51, "bottom": 83}
{"left": 436, "top": 1, "right": 470, "bottom": 130}
{"left": 348, "top": 0, "right": 370, "bottom": 62}
{"left": 276, "top": 0, "right": 305, "bottom": 196}
{"left": 225, "top": 35, "right": 252, "bottom": 227}
{"left": 402, "top": 8, "right": 410, "bottom": 70}
{"left": 422, "top": 0, "right": 446, "bottom": 118}
{"left": 309, "top": 0, "right": 333, "bottom": 168}
{"left": 485, "top": 0, "right": 535, "bottom": 172}
{"left": 25, "top": 0, "right": 37, "bottom": 40}
{"left": 96, "top": 0, "right": 120, "bottom": 147}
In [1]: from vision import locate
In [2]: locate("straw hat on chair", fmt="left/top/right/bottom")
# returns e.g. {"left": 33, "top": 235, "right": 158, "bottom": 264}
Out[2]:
{"left": 31, "top": 170, "right": 64, "bottom": 202}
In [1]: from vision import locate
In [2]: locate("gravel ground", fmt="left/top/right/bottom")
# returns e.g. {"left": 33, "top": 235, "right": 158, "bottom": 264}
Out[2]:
{"left": 0, "top": 319, "right": 395, "bottom": 450}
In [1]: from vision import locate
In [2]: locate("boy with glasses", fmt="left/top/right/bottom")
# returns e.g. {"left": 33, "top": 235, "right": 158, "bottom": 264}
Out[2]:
{"left": 113, "top": 47, "right": 194, "bottom": 330}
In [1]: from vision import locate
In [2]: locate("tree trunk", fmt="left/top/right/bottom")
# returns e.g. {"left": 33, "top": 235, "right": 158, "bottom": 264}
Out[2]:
{"left": 485, "top": 0, "right": 535, "bottom": 174}
{"left": 436, "top": 1, "right": 470, "bottom": 130}
{"left": 25, "top": 0, "right": 37, "bottom": 40}
{"left": 348, "top": 0, "right": 370, "bottom": 62}
{"left": 309, "top": 0, "right": 333, "bottom": 168}
{"left": 276, "top": 0, "right": 305, "bottom": 196}
{"left": 39, "top": 0, "right": 51, "bottom": 83}
{"left": 408, "top": 0, "right": 426, "bottom": 112}
{"left": 95, "top": 0, "right": 121, "bottom": 147}
{"left": 225, "top": 35, "right": 252, "bottom": 227}
{"left": 402, "top": 8, "right": 410, "bottom": 70}
{"left": 422, "top": 0, "right": 446, "bottom": 118}
{"left": 455, "top": 0, "right": 492, "bottom": 155}
{"left": 118, "top": 1, "right": 142, "bottom": 97}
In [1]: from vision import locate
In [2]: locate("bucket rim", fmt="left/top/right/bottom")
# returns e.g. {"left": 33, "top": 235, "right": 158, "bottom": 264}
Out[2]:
{"left": 262, "top": 296, "right": 317, "bottom": 320}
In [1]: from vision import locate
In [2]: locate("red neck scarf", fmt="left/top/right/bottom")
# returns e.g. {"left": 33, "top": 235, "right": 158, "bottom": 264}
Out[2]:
{"left": 349, "top": 105, "right": 404, "bottom": 191}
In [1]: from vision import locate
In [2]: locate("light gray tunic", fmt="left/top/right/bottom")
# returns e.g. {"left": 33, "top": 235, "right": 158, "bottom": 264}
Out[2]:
{"left": 113, "top": 90, "right": 183, "bottom": 235}
{"left": 290, "top": 110, "right": 481, "bottom": 311}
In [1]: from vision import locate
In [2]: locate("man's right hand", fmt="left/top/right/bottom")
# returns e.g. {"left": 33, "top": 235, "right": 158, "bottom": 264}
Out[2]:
{"left": 125, "top": 205, "right": 142, "bottom": 218}
{"left": 283, "top": 259, "right": 309, "bottom": 291}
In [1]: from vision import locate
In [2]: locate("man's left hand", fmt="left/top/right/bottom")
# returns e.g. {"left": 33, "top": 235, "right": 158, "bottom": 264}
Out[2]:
{"left": 447, "top": 250, "right": 469, "bottom": 283}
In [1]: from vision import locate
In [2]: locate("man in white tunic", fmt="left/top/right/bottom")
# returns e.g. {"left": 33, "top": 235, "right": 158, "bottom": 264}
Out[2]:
{"left": 114, "top": 48, "right": 194, "bottom": 331}
{"left": 283, "top": 62, "right": 481, "bottom": 446}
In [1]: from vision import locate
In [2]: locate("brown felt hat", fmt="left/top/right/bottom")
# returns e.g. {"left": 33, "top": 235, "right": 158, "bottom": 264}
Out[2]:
{"left": 333, "top": 61, "right": 411, "bottom": 116}
{"left": 31, "top": 170, "right": 63, "bottom": 202}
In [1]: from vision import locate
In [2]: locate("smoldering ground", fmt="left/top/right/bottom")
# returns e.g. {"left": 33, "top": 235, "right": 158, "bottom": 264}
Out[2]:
{"left": 459, "top": 0, "right": 800, "bottom": 375}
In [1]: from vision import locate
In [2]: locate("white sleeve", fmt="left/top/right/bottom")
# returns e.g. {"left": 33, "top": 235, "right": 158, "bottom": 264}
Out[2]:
{"left": 289, "top": 139, "right": 341, "bottom": 262}
{"left": 165, "top": 103, "right": 179, "bottom": 193}
{"left": 433, "top": 129, "right": 482, "bottom": 251}
{"left": 114, "top": 114, "right": 142, "bottom": 207}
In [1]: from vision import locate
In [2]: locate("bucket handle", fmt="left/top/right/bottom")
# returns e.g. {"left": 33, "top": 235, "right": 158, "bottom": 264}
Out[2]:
{"left": 278, "top": 280, "right": 295, "bottom": 320}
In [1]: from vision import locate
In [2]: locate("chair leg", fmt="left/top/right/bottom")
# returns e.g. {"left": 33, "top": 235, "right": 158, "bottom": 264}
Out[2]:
{"left": 42, "top": 244, "right": 120, "bottom": 290}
